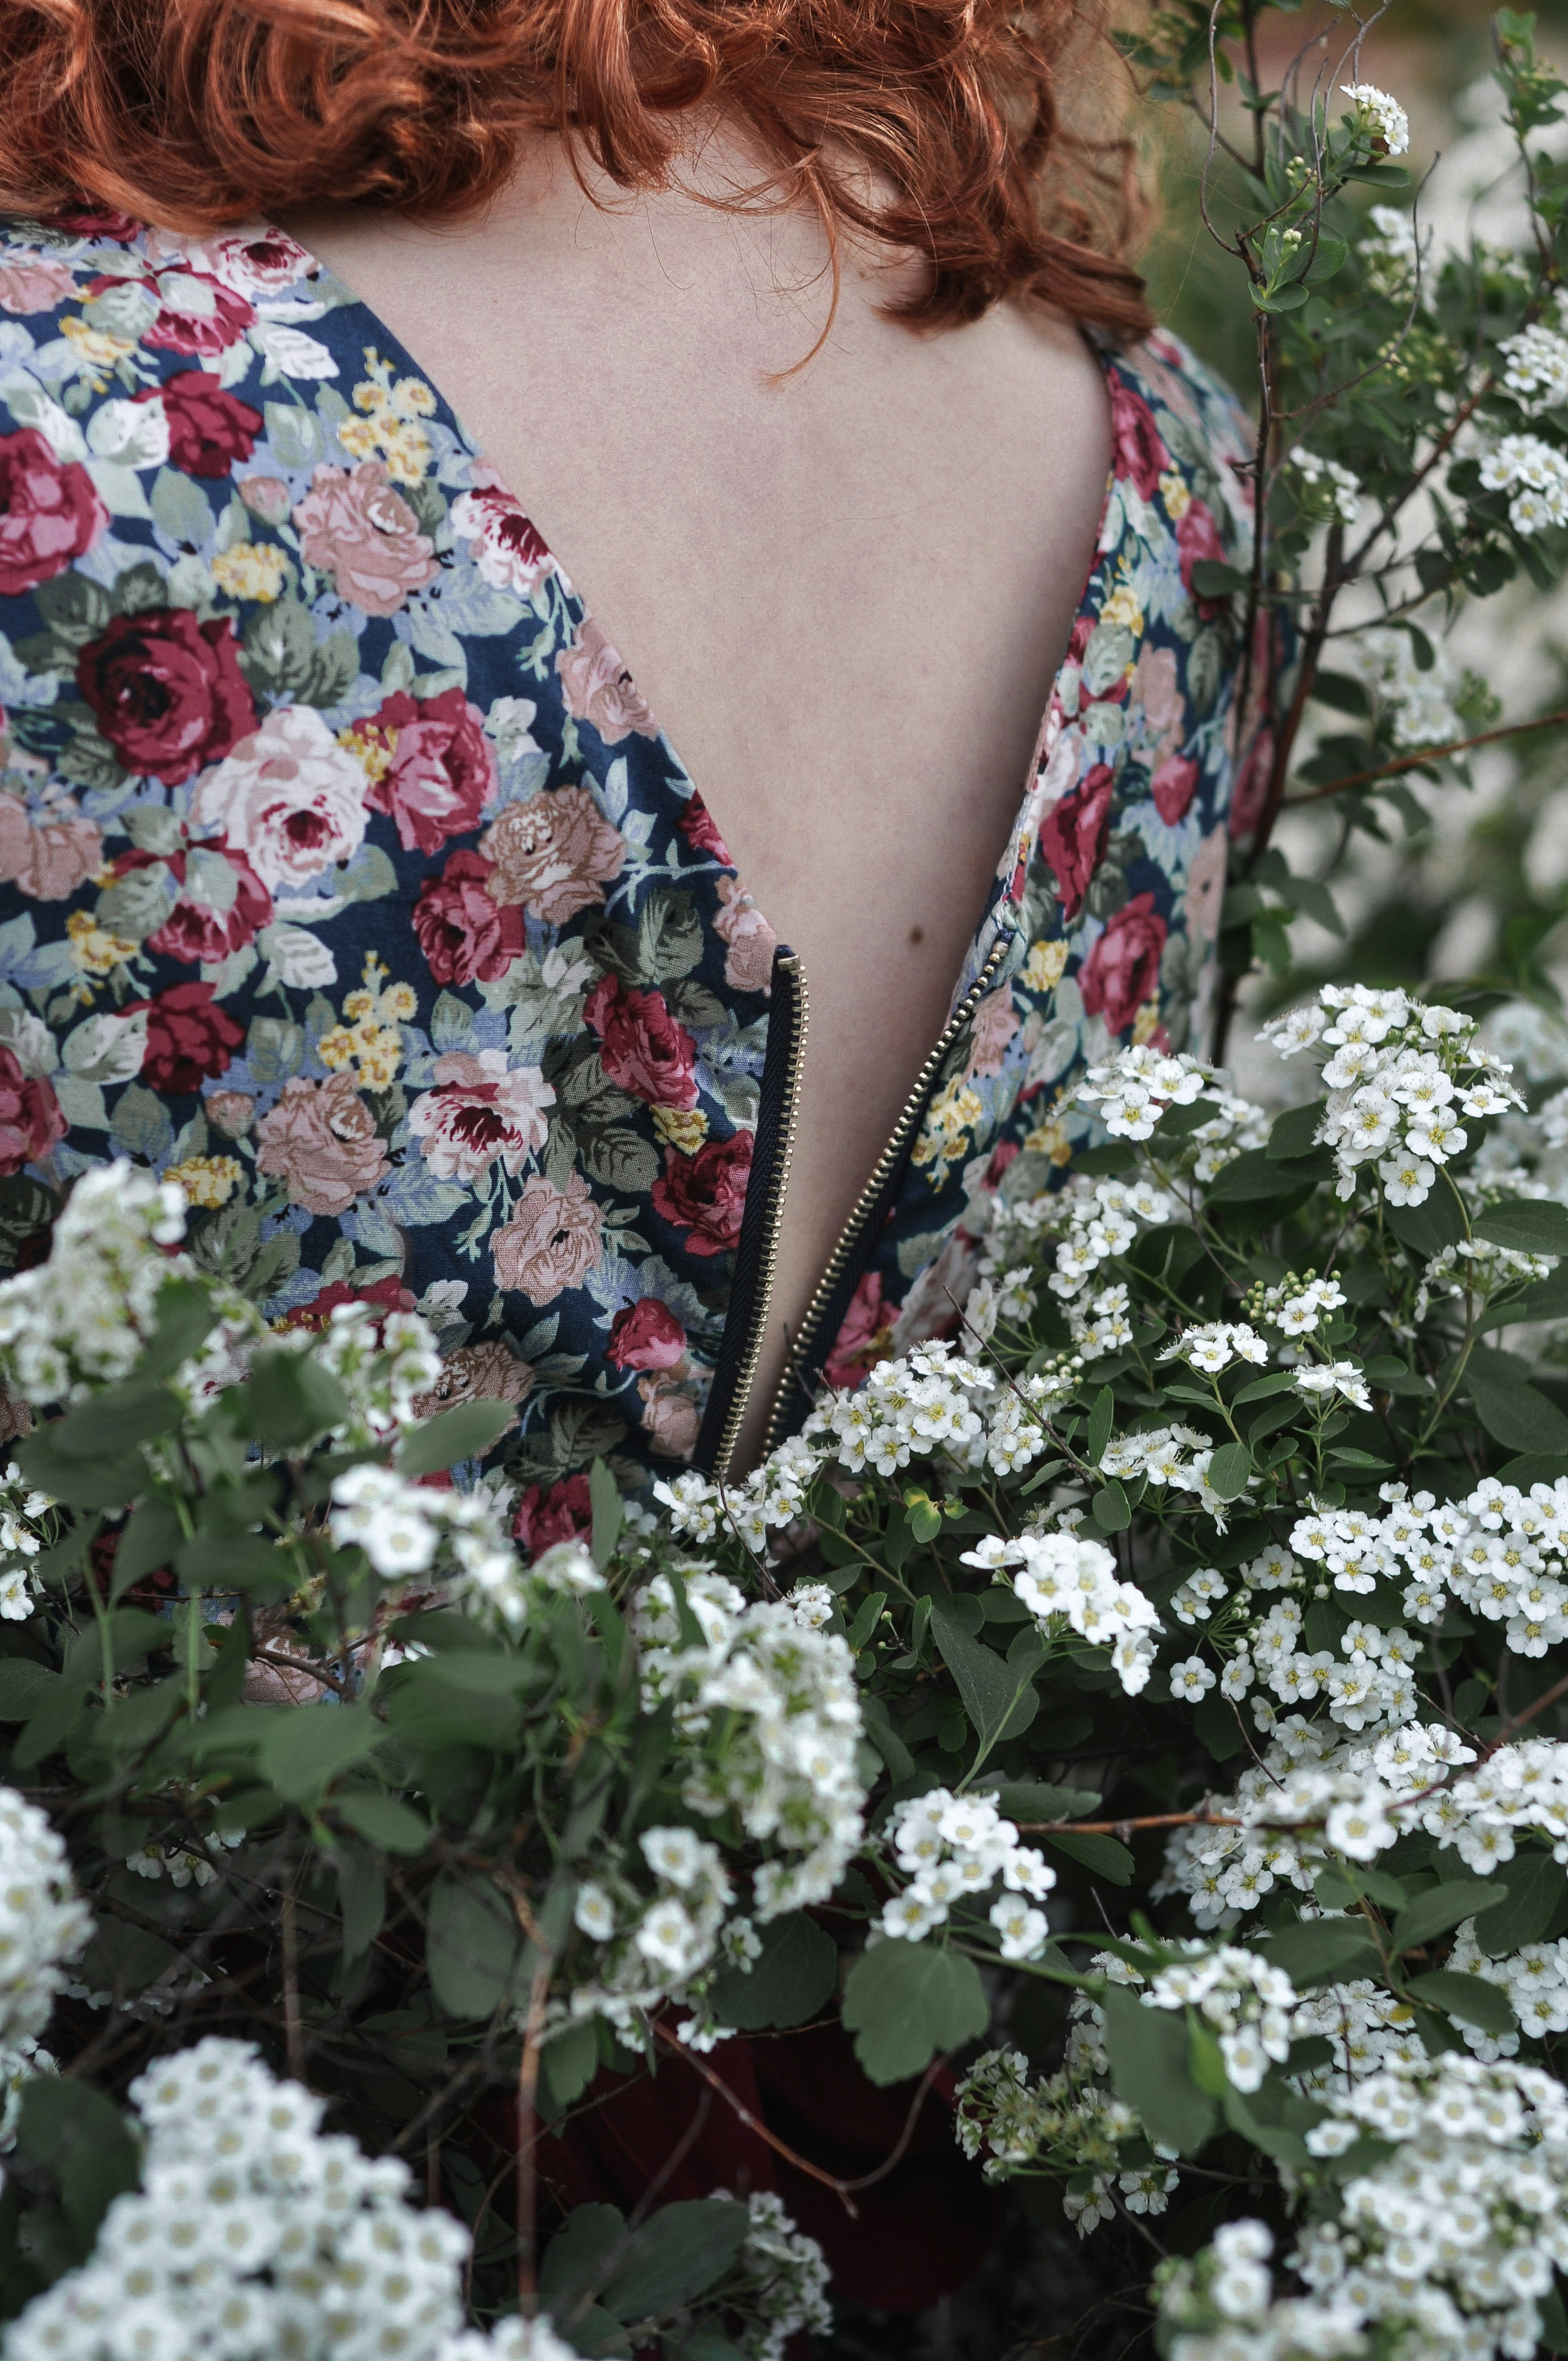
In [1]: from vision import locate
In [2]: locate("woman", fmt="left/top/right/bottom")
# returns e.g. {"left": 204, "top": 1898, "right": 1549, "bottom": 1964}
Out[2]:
{"left": 0, "top": 0, "right": 1266, "bottom": 1532}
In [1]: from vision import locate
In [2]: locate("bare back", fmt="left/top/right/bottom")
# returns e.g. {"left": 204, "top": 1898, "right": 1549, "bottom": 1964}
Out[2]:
{"left": 287, "top": 128, "right": 1112, "bottom": 1462}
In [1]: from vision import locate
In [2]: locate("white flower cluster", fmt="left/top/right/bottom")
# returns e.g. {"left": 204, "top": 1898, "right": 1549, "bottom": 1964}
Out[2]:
{"left": 571, "top": 1823, "right": 737, "bottom": 2033}
{"left": 1161, "top": 1320, "right": 1268, "bottom": 1376}
{"left": 878, "top": 1787, "right": 1055, "bottom": 1955}
{"left": 0, "top": 1162, "right": 197, "bottom": 1404}
{"left": 953, "top": 2047, "right": 1150, "bottom": 2216}
{"left": 1077, "top": 1043, "right": 1210, "bottom": 1138}
{"left": 271, "top": 1301, "right": 443, "bottom": 1445}
{"left": 0, "top": 1460, "right": 53, "bottom": 1622}
{"left": 1096, "top": 1423, "right": 1248, "bottom": 1529}
{"left": 1144, "top": 1945, "right": 1299, "bottom": 2093}
{"left": 1159, "top": 2219, "right": 1364, "bottom": 2361}
{"left": 1359, "top": 201, "right": 1427, "bottom": 301}
{"left": 1290, "top": 444, "right": 1362, "bottom": 525}
{"left": 1341, "top": 623, "right": 1463, "bottom": 749}
{"left": 1500, "top": 320, "right": 1568, "bottom": 414}
{"left": 634, "top": 1573, "right": 866, "bottom": 1921}
{"left": 1260, "top": 986, "right": 1521, "bottom": 1205}
{"left": 725, "top": 2192, "right": 832, "bottom": 2361}
{"left": 1477, "top": 429, "right": 1568, "bottom": 533}
{"left": 0, "top": 2035, "right": 551, "bottom": 2361}
{"left": 1341, "top": 81, "right": 1410, "bottom": 156}
{"left": 1448, "top": 1919, "right": 1568, "bottom": 2056}
{"left": 1288, "top": 1473, "right": 1568, "bottom": 1650}
{"left": 0, "top": 1786, "right": 91, "bottom": 2060}
{"left": 960, "top": 1529, "right": 1162, "bottom": 1694}
{"left": 1047, "top": 1172, "right": 1178, "bottom": 1299}
{"left": 1242, "top": 1270, "right": 1347, "bottom": 1337}
{"left": 328, "top": 1464, "right": 536, "bottom": 1628}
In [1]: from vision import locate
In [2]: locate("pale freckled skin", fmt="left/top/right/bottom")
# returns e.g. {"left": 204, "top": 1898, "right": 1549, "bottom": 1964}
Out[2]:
{"left": 287, "top": 118, "right": 1112, "bottom": 1464}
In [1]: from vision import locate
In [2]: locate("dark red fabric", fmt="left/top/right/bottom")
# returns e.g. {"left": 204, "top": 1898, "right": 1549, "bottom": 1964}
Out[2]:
{"left": 531, "top": 2027, "right": 999, "bottom": 2315}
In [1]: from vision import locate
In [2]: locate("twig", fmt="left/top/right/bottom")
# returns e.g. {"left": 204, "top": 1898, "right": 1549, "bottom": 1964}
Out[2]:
{"left": 515, "top": 1952, "right": 553, "bottom": 2311}
{"left": 1286, "top": 707, "right": 1568, "bottom": 806}
{"left": 281, "top": 1884, "right": 304, "bottom": 2083}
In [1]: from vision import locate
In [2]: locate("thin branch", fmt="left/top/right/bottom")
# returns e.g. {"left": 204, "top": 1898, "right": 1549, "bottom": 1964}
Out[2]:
{"left": 1286, "top": 706, "right": 1568, "bottom": 805}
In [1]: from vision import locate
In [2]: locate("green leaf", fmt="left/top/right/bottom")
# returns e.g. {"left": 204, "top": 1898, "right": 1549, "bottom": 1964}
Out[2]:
{"left": 0, "top": 1661, "right": 59, "bottom": 1721}
{"left": 1189, "top": 559, "right": 1248, "bottom": 597}
{"left": 51, "top": 1379, "right": 179, "bottom": 1459}
{"left": 1043, "top": 1829, "right": 1134, "bottom": 1884}
{"left": 1385, "top": 1189, "right": 1467, "bottom": 1258}
{"left": 928, "top": 1600, "right": 1039, "bottom": 1751}
{"left": 1206, "top": 1441, "right": 1253, "bottom": 1500}
{"left": 993, "top": 1781, "right": 1103, "bottom": 1822}
{"left": 711, "top": 1913, "right": 837, "bottom": 2031}
{"left": 242, "top": 1349, "right": 352, "bottom": 1451}
{"left": 541, "top": 2204, "right": 630, "bottom": 2314}
{"left": 1258, "top": 1918, "right": 1381, "bottom": 1987}
{"left": 1233, "top": 1370, "right": 1298, "bottom": 1406}
{"left": 1101, "top": 1983, "right": 1216, "bottom": 2155}
{"left": 1206, "top": 1149, "right": 1292, "bottom": 1203}
{"left": 16, "top": 2080, "right": 140, "bottom": 2253}
{"left": 12, "top": 1427, "right": 146, "bottom": 1510}
{"left": 255, "top": 1701, "right": 380, "bottom": 1803}
{"left": 336, "top": 1850, "right": 386, "bottom": 1965}
{"left": 1464, "top": 1350, "right": 1568, "bottom": 1455}
{"left": 334, "top": 1790, "right": 432, "bottom": 1856}
{"left": 1087, "top": 1385, "right": 1114, "bottom": 1467}
{"left": 1091, "top": 1481, "right": 1130, "bottom": 1532}
{"left": 1474, "top": 1851, "right": 1563, "bottom": 1957}
{"left": 61, "top": 1608, "right": 171, "bottom": 1690}
{"left": 111, "top": 1496, "right": 184, "bottom": 1601}
{"left": 540, "top": 2021, "right": 601, "bottom": 2112}
{"left": 395, "top": 1397, "right": 516, "bottom": 1478}
{"left": 589, "top": 1455, "right": 623, "bottom": 1572}
{"left": 841, "top": 1941, "right": 989, "bottom": 2085}
{"left": 1267, "top": 1100, "right": 1329, "bottom": 1161}
{"left": 1392, "top": 1880, "right": 1508, "bottom": 1953}
{"left": 426, "top": 1874, "right": 525, "bottom": 2020}
{"left": 599, "top": 2199, "right": 749, "bottom": 2319}
{"left": 1473, "top": 1200, "right": 1568, "bottom": 1256}
{"left": 1407, "top": 1969, "right": 1517, "bottom": 2034}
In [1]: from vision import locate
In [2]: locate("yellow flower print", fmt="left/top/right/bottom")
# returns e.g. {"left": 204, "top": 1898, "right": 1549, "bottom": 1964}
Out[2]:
{"left": 654, "top": 1106, "right": 709, "bottom": 1156}
{"left": 1102, "top": 581, "right": 1145, "bottom": 638}
{"left": 211, "top": 542, "right": 288, "bottom": 603}
{"left": 1159, "top": 469, "right": 1192, "bottom": 520}
{"left": 337, "top": 716, "right": 400, "bottom": 786}
{"left": 60, "top": 315, "right": 134, "bottom": 391}
{"left": 1023, "top": 1116, "right": 1075, "bottom": 1166}
{"left": 66, "top": 909, "right": 136, "bottom": 975}
{"left": 1021, "top": 940, "right": 1069, "bottom": 993}
{"left": 911, "top": 1078, "right": 983, "bottom": 1179}
{"left": 318, "top": 954, "right": 409, "bottom": 1087}
{"left": 380, "top": 983, "right": 417, "bottom": 1022}
{"left": 347, "top": 348, "right": 434, "bottom": 483}
{"left": 164, "top": 1155, "right": 243, "bottom": 1210}
{"left": 1131, "top": 1000, "right": 1163, "bottom": 1046}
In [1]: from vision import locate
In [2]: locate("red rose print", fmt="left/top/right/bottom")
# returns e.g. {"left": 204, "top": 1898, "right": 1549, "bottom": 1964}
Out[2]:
{"left": 1176, "top": 500, "right": 1230, "bottom": 612}
{"left": 607, "top": 1298, "right": 688, "bottom": 1372}
{"left": 0, "top": 427, "right": 107, "bottom": 595}
{"left": 1151, "top": 752, "right": 1200, "bottom": 826}
{"left": 824, "top": 1268, "right": 893, "bottom": 1390}
{"left": 76, "top": 608, "right": 256, "bottom": 784}
{"left": 114, "top": 271, "right": 255, "bottom": 357}
{"left": 1108, "top": 376, "right": 1169, "bottom": 502}
{"left": 279, "top": 1277, "right": 418, "bottom": 1335}
{"left": 1078, "top": 893, "right": 1168, "bottom": 1036}
{"left": 651, "top": 1130, "right": 753, "bottom": 1258}
{"left": 1038, "top": 764, "right": 1114, "bottom": 920}
{"left": 513, "top": 1472, "right": 592, "bottom": 1557}
{"left": 134, "top": 981, "right": 245, "bottom": 1095}
{"left": 584, "top": 974, "right": 699, "bottom": 1110}
{"left": 362, "top": 686, "right": 497, "bottom": 854}
{"left": 141, "top": 371, "right": 264, "bottom": 478}
{"left": 676, "top": 791, "right": 732, "bottom": 864}
{"left": 412, "top": 851, "right": 525, "bottom": 987}
{"left": 48, "top": 199, "right": 142, "bottom": 241}
{"left": 138, "top": 842, "right": 272, "bottom": 966}
{"left": 0, "top": 1048, "right": 65, "bottom": 1174}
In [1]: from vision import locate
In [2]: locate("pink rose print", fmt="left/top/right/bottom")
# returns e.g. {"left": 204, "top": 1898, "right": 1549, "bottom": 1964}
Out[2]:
{"left": 360, "top": 686, "right": 497, "bottom": 855}
{"left": 115, "top": 269, "right": 256, "bottom": 357}
{"left": 493, "top": 1171, "right": 603, "bottom": 1305}
{"left": 1229, "top": 724, "right": 1275, "bottom": 841}
{"left": 481, "top": 786, "right": 625, "bottom": 925}
{"left": 1176, "top": 499, "right": 1230, "bottom": 612}
{"left": 607, "top": 1297, "right": 688, "bottom": 1372}
{"left": 1079, "top": 894, "right": 1168, "bottom": 1036}
{"left": 1151, "top": 752, "right": 1200, "bottom": 826}
{"left": 714, "top": 877, "right": 777, "bottom": 995}
{"left": 513, "top": 1473, "right": 592, "bottom": 1558}
{"left": 636, "top": 1370, "right": 701, "bottom": 1459}
{"left": 255, "top": 1073, "right": 390, "bottom": 1216}
{"left": 1038, "top": 763, "right": 1114, "bottom": 920}
{"left": 450, "top": 471, "right": 560, "bottom": 597}
{"left": 0, "top": 791, "right": 102, "bottom": 901}
{"left": 585, "top": 973, "right": 699, "bottom": 1110}
{"left": 824, "top": 1269, "right": 893, "bottom": 1390}
{"left": 139, "top": 842, "right": 272, "bottom": 965}
{"left": 291, "top": 460, "right": 439, "bottom": 617}
{"left": 1184, "top": 825, "right": 1229, "bottom": 944}
{"left": 0, "top": 427, "right": 107, "bottom": 596}
{"left": 966, "top": 985, "right": 1020, "bottom": 1081}
{"left": 0, "top": 252, "right": 76, "bottom": 314}
{"left": 407, "top": 1050, "right": 554, "bottom": 1184}
{"left": 1134, "top": 643, "right": 1182, "bottom": 736}
{"left": 410, "top": 1339, "right": 534, "bottom": 1427}
{"left": 1108, "top": 375, "right": 1169, "bottom": 502}
{"left": 676, "top": 792, "right": 732, "bottom": 864}
{"left": 188, "top": 704, "right": 369, "bottom": 889}
{"left": 556, "top": 618, "right": 658, "bottom": 745}
{"left": 0, "top": 1048, "right": 65, "bottom": 1174}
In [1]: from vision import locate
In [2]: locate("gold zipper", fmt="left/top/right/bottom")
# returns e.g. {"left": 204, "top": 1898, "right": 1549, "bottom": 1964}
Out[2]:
{"left": 709, "top": 951, "right": 809, "bottom": 1484}
{"left": 759, "top": 926, "right": 1016, "bottom": 1456}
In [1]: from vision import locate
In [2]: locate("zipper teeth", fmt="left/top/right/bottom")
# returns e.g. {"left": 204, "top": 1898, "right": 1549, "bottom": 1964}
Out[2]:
{"left": 761, "top": 927, "right": 1015, "bottom": 1454}
{"left": 710, "top": 953, "right": 809, "bottom": 1484}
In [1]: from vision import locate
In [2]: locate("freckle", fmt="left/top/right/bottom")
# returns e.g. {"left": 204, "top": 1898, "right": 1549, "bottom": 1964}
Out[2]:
{"left": 908, "top": 926, "right": 924, "bottom": 946}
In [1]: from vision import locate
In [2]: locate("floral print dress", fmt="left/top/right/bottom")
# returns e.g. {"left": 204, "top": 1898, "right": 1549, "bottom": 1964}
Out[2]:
{"left": 0, "top": 203, "right": 1273, "bottom": 1541}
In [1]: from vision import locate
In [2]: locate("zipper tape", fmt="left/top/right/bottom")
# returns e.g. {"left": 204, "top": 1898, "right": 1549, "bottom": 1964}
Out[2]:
{"left": 760, "top": 924, "right": 1017, "bottom": 1457}
{"left": 692, "top": 945, "right": 809, "bottom": 1482}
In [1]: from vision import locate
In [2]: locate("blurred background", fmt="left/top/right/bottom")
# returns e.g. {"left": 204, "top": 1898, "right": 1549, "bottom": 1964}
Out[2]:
{"left": 1136, "top": 0, "right": 1568, "bottom": 1097}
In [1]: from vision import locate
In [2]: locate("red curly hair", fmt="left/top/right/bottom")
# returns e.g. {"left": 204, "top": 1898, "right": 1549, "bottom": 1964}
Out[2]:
{"left": 0, "top": 0, "right": 1152, "bottom": 339}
